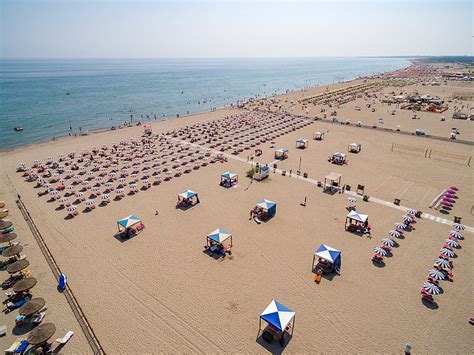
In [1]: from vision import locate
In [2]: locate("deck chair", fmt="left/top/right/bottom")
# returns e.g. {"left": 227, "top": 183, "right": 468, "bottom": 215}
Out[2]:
{"left": 56, "top": 330, "right": 74, "bottom": 344}
{"left": 4, "top": 338, "right": 23, "bottom": 354}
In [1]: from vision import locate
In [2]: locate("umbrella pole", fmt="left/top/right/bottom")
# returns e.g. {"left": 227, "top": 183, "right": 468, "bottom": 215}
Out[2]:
{"left": 291, "top": 316, "right": 295, "bottom": 335}
{"left": 258, "top": 317, "right": 261, "bottom": 335}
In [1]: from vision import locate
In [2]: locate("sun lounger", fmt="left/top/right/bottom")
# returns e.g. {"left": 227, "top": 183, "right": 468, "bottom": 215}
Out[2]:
{"left": 56, "top": 330, "right": 74, "bottom": 344}
{"left": 4, "top": 338, "right": 23, "bottom": 354}
{"left": 32, "top": 311, "right": 46, "bottom": 325}
{"left": 15, "top": 339, "right": 29, "bottom": 353}
{"left": 0, "top": 325, "right": 6, "bottom": 337}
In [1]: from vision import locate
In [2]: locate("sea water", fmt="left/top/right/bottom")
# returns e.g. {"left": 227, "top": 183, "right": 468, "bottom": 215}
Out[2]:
{"left": 0, "top": 57, "right": 410, "bottom": 150}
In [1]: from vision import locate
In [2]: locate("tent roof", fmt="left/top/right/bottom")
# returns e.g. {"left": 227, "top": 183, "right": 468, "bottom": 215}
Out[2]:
{"left": 178, "top": 189, "right": 198, "bottom": 199}
{"left": 207, "top": 228, "right": 232, "bottom": 244}
{"left": 347, "top": 210, "right": 368, "bottom": 223}
{"left": 314, "top": 244, "right": 341, "bottom": 263}
{"left": 349, "top": 142, "right": 361, "bottom": 147}
{"left": 275, "top": 148, "right": 288, "bottom": 153}
{"left": 296, "top": 139, "right": 308, "bottom": 143}
{"left": 221, "top": 172, "right": 237, "bottom": 179}
{"left": 256, "top": 199, "right": 276, "bottom": 210}
{"left": 334, "top": 152, "right": 346, "bottom": 158}
{"left": 260, "top": 300, "right": 295, "bottom": 332}
{"left": 325, "top": 172, "right": 342, "bottom": 181}
{"left": 117, "top": 215, "right": 141, "bottom": 228}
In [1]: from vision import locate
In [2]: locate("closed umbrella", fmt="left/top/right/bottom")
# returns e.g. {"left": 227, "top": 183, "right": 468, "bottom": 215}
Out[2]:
{"left": 28, "top": 322, "right": 56, "bottom": 345}
{"left": 373, "top": 246, "right": 387, "bottom": 256}
{"left": 7, "top": 259, "right": 30, "bottom": 274}
{"left": 13, "top": 277, "right": 37, "bottom": 293}
{"left": 439, "top": 248, "right": 455, "bottom": 258}
{"left": 428, "top": 269, "right": 445, "bottom": 281}
{"left": 423, "top": 281, "right": 440, "bottom": 295}
{"left": 2, "top": 244, "right": 23, "bottom": 257}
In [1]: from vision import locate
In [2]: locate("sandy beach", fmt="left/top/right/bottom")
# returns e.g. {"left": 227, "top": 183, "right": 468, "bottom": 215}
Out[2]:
{"left": 0, "top": 62, "right": 473, "bottom": 353}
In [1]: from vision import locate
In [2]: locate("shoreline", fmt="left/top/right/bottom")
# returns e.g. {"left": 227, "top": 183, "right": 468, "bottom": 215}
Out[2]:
{"left": 1, "top": 61, "right": 411, "bottom": 153}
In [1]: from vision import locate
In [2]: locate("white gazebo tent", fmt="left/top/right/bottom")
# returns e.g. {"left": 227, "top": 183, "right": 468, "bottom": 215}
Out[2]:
{"left": 295, "top": 139, "right": 308, "bottom": 149}
{"left": 348, "top": 142, "right": 362, "bottom": 153}
{"left": 313, "top": 132, "right": 324, "bottom": 140}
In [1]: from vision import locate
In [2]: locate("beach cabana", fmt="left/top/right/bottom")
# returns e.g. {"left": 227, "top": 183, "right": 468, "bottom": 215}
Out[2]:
{"left": 345, "top": 210, "right": 370, "bottom": 233}
{"left": 274, "top": 148, "right": 288, "bottom": 160}
{"left": 258, "top": 300, "right": 295, "bottom": 346}
{"left": 295, "top": 139, "right": 308, "bottom": 149}
{"left": 313, "top": 132, "right": 324, "bottom": 140}
{"left": 251, "top": 199, "right": 276, "bottom": 221}
{"left": 205, "top": 228, "right": 233, "bottom": 255}
{"left": 220, "top": 172, "right": 238, "bottom": 187}
{"left": 312, "top": 244, "right": 341, "bottom": 274}
{"left": 348, "top": 142, "right": 362, "bottom": 153}
{"left": 117, "top": 215, "right": 142, "bottom": 231}
{"left": 323, "top": 172, "right": 342, "bottom": 191}
{"left": 177, "top": 189, "right": 200, "bottom": 207}
{"left": 328, "top": 152, "right": 346, "bottom": 165}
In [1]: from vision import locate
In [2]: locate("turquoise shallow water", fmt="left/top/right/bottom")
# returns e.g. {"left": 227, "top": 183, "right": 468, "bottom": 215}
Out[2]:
{"left": 0, "top": 58, "right": 410, "bottom": 150}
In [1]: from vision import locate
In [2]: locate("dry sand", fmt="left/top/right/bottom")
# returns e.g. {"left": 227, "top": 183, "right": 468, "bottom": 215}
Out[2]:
{"left": 0, "top": 65, "right": 472, "bottom": 353}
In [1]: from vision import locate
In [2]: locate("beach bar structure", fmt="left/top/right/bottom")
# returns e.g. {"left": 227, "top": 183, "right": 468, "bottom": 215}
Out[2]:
{"left": 251, "top": 199, "right": 276, "bottom": 221}
{"left": 205, "top": 228, "right": 233, "bottom": 255}
{"left": 274, "top": 148, "right": 289, "bottom": 160}
{"left": 345, "top": 210, "right": 369, "bottom": 233}
{"left": 323, "top": 172, "right": 342, "bottom": 191}
{"left": 313, "top": 132, "right": 324, "bottom": 140}
{"left": 295, "top": 139, "right": 308, "bottom": 149}
{"left": 177, "top": 189, "right": 200, "bottom": 207}
{"left": 348, "top": 143, "right": 362, "bottom": 153}
{"left": 258, "top": 300, "right": 295, "bottom": 346}
{"left": 312, "top": 244, "right": 341, "bottom": 274}
{"left": 220, "top": 172, "right": 238, "bottom": 187}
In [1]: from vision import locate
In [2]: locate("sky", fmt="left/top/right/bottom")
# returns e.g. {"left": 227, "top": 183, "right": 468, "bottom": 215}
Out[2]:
{"left": 0, "top": 0, "right": 472, "bottom": 58}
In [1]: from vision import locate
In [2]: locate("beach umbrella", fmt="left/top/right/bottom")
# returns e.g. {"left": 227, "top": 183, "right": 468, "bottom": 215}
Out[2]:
{"left": 0, "top": 233, "right": 18, "bottom": 244}
{"left": 119, "top": 177, "right": 126, "bottom": 183}
{"left": 7, "top": 259, "right": 30, "bottom": 274}
{"left": 428, "top": 269, "right": 446, "bottom": 281}
{"left": 452, "top": 223, "right": 465, "bottom": 231}
{"left": 101, "top": 194, "right": 110, "bottom": 200}
{"left": 0, "top": 220, "right": 13, "bottom": 230}
{"left": 423, "top": 281, "right": 440, "bottom": 295}
{"left": 109, "top": 172, "right": 117, "bottom": 177}
{"left": 66, "top": 206, "right": 77, "bottom": 212}
{"left": 439, "top": 248, "right": 455, "bottom": 258}
{"left": 142, "top": 178, "right": 149, "bottom": 184}
{"left": 373, "top": 246, "right": 387, "bottom": 256}
{"left": 49, "top": 190, "right": 59, "bottom": 196}
{"left": 388, "top": 230, "right": 401, "bottom": 238}
{"left": 58, "top": 197, "right": 69, "bottom": 203}
{"left": 444, "top": 239, "right": 459, "bottom": 248}
{"left": 448, "top": 230, "right": 463, "bottom": 239}
{"left": 13, "top": 277, "right": 37, "bottom": 293}
{"left": 434, "top": 258, "right": 451, "bottom": 269}
{"left": 115, "top": 188, "right": 124, "bottom": 194}
{"left": 394, "top": 223, "right": 407, "bottom": 230}
{"left": 85, "top": 199, "right": 95, "bottom": 206}
{"left": 105, "top": 182, "right": 114, "bottom": 187}
{"left": 2, "top": 244, "right": 23, "bottom": 257}
{"left": 75, "top": 191, "right": 84, "bottom": 197}
{"left": 407, "top": 209, "right": 417, "bottom": 216}
{"left": 73, "top": 175, "right": 82, "bottom": 180}
{"left": 347, "top": 197, "right": 357, "bottom": 204}
{"left": 130, "top": 173, "right": 139, "bottom": 178}
{"left": 95, "top": 176, "right": 104, "bottom": 181}
{"left": 92, "top": 187, "right": 100, "bottom": 193}
{"left": 381, "top": 238, "right": 395, "bottom": 247}
{"left": 28, "top": 323, "right": 56, "bottom": 345}
{"left": 81, "top": 181, "right": 90, "bottom": 186}
{"left": 402, "top": 215, "right": 413, "bottom": 223}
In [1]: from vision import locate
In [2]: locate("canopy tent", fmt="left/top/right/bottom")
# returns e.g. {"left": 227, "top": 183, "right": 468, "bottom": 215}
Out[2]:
{"left": 259, "top": 300, "right": 295, "bottom": 341}
{"left": 323, "top": 172, "right": 342, "bottom": 190}
{"left": 177, "top": 189, "right": 200, "bottom": 206}
{"left": 312, "top": 244, "right": 341, "bottom": 273}
{"left": 329, "top": 152, "right": 346, "bottom": 165}
{"left": 117, "top": 215, "right": 141, "bottom": 231}
{"left": 252, "top": 199, "right": 277, "bottom": 220}
{"left": 220, "top": 172, "right": 238, "bottom": 187}
{"left": 313, "top": 131, "right": 324, "bottom": 140}
{"left": 274, "top": 148, "right": 289, "bottom": 160}
{"left": 296, "top": 139, "right": 308, "bottom": 149}
{"left": 205, "top": 229, "right": 233, "bottom": 255}
{"left": 345, "top": 210, "right": 369, "bottom": 233}
{"left": 348, "top": 142, "right": 362, "bottom": 153}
